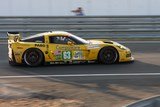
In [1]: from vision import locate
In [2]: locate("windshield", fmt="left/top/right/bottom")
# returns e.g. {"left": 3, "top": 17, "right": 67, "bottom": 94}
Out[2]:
{"left": 70, "top": 34, "right": 89, "bottom": 44}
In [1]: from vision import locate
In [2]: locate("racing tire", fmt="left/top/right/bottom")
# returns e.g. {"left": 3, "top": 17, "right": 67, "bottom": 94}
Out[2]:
{"left": 98, "top": 47, "right": 118, "bottom": 64}
{"left": 23, "top": 48, "right": 43, "bottom": 66}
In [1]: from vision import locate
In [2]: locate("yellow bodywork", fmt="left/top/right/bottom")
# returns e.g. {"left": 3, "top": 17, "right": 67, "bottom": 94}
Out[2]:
{"left": 8, "top": 31, "right": 134, "bottom": 65}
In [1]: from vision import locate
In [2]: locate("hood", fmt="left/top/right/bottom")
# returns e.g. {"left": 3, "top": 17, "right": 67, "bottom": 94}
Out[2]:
{"left": 87, "top": 40, "right": 105, "bottom": 44}
{"left": 87, "top": 39, "right": 129, "bottom": 50}
{"left": 88, "top": 39, "right": 114, "bottom": 44}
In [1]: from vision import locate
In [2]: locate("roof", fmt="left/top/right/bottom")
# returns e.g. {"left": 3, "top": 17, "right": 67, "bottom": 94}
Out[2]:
{"left": 22, "top": 31, "right": 72, "bottom": 40}
{"left": 45, "top": 31, "right": 72, "bottom": 36}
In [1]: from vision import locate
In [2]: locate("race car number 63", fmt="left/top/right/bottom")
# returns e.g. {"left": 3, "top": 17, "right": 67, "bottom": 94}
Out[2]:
{"left": 63, "top": 51, "right": 71, "bottom": 60}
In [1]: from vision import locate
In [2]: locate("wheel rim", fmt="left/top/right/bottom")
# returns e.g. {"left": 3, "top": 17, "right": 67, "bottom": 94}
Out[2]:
{"left": 102, "top": 49, "right": 117, "bottom": 63}
{"left": 25, "top": 51, "right": 39, "bottom": 65}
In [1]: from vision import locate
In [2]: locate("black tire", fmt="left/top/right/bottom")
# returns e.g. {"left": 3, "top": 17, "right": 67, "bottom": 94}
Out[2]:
{"left": 98, "top": 47, "right": 118, "bottom": 64}
{"left": 23, "top": 48, "right": 43, "bottom": 66}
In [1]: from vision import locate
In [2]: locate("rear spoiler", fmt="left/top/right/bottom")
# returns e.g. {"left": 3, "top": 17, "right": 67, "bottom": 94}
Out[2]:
{"left": 7, "top": 32, "right": 21, "bottom": 42}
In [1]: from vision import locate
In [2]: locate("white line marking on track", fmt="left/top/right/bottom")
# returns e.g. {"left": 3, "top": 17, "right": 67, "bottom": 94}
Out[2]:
{"left": 118, "top": 41, "right": 160, "bottom": 43}
{"left": 0, "top": 73, "right": 160, "bottom": 79}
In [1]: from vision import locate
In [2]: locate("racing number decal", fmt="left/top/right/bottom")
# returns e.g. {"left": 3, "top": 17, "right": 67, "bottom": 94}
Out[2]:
{"left": 63, "top": 51, "right": 71, "bottom": 60}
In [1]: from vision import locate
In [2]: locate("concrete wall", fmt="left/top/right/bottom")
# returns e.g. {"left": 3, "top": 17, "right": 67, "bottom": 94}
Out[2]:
{"left": 0, "top": 0, "right": 160, "bottom": 16}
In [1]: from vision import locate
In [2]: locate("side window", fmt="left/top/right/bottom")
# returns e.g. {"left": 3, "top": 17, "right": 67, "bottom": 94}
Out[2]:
{"left": 49, "top": 36, "right": 75, "bottom": 44}
{"left": 23, "top": 36, "right": 44, "bottom": 43}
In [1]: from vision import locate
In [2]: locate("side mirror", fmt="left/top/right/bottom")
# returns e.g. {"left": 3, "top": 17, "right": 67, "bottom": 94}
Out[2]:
{"left": 67, "top": 41, "right": 74, "bottom": 46}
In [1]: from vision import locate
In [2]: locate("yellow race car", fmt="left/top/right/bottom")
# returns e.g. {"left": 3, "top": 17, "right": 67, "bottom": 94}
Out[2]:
{"left": 8, "top": 31, "right": 134, "bottom": 66}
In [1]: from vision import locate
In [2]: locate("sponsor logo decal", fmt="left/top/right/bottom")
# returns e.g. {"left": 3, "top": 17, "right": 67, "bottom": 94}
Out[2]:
{"left": 35, "top": 44, "right": 45, "bottom": 47}
{"left": 14, "top": 52, "right": 22, "bottom": 56}
{"left": 54, "top": 50, "right": 61, "bottom": 55}
{"left": 87, "top": 44, "right": 100, "bottom": 49}
{"left": 53, "top": 50, "right": 62, "bottom": 60}
{"left": 50, "top": 61, "right": 64, "bottom": 64}
{"left": 73, "top": 51, "right": 83, "bottom": 60}
{"left": 20, "top": 44, "right": 31, "bottom": 46}
{"left": 56, "top": 45, "right": 80, "bottom": 50}
{"left": 17, "top": 47, "right": 23, "bottom": 49}
{"left": 15, "top": 53, "right": 21, "bottom": 56}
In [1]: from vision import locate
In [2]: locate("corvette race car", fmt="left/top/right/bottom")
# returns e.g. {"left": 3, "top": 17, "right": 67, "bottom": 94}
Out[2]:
{"left": 8, "top": 31, "right": 134, "bottom": 66}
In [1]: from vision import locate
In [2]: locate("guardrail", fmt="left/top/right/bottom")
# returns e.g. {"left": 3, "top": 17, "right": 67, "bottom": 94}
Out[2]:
{"left": 1, "top": 16, "right": 160, "bottom": 39}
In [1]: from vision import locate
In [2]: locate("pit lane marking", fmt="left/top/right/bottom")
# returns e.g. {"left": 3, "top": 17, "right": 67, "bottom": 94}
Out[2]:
{"left": 0, "top": 73, "right": 160, "bottom": 79}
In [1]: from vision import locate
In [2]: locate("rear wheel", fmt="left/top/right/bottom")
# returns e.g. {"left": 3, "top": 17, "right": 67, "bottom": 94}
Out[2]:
{"left": 98, "top": 47, "right": 118, "bottom": 64}
{"left": 23, "top": 48, "right": 43, "bottom": 66}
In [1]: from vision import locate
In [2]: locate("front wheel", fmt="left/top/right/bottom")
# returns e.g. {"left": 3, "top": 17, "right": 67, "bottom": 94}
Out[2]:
{"left": 23, "top": 48, "right": 43, "bottom": 66}
{"left": 98, "top": 47, "right": 118, "bottom": 64}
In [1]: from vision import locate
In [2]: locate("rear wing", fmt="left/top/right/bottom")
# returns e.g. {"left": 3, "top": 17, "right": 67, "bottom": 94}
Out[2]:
{"left": 7, "top": 32, "right": 21, "bottom": 43}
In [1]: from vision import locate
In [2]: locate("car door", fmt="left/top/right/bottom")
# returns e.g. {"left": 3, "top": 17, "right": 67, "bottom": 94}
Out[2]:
{"left": 48, "top": 35, "right": 89, "bottom": 62}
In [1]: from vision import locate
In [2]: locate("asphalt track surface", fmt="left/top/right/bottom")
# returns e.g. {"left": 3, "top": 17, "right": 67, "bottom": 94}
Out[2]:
{"left": 0, "top": 41, "right": 160, "bottom": 83}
